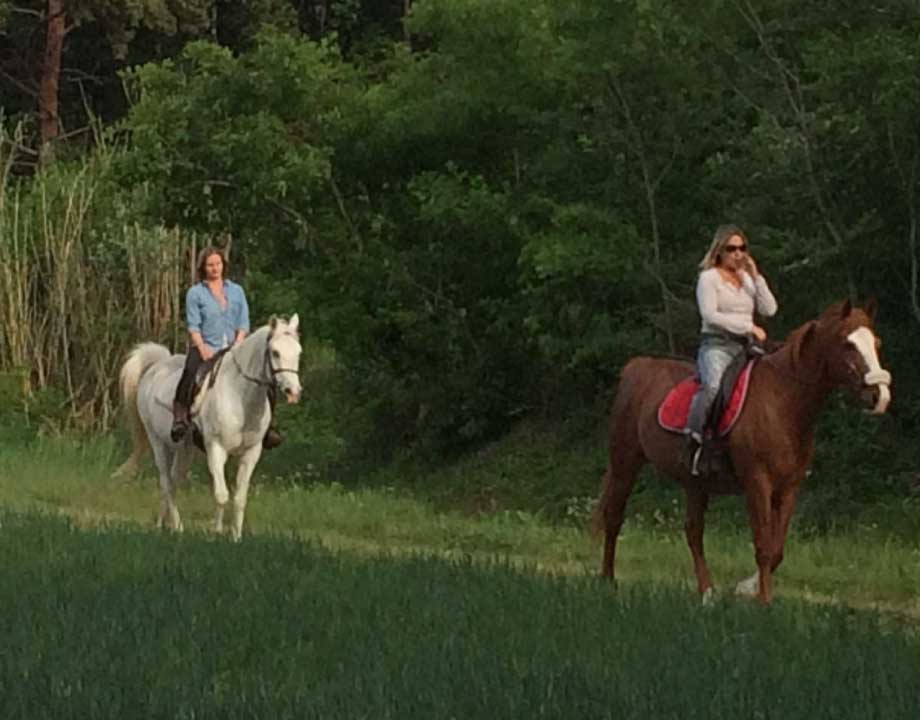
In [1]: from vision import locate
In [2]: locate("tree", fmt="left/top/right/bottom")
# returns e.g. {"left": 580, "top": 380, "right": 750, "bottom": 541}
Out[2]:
{"left": 1, "top": 0, "right": 214, "bottom": 163}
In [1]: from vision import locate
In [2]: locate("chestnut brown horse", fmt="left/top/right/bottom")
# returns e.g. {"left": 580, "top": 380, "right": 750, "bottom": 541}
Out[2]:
{"left": 595, "top": 300, "right": 892, "bottom": 603}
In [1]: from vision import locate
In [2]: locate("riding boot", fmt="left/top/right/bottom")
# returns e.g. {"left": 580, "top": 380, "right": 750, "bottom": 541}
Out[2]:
{"left": 262, "top": 385, "right": 284, "bottom": 450}
{"left": 171, "top": 346, "right": 203, "bottom": 443}
{"left": 170, "top": 400, "right": 190, "bottom": 443}
{"left": 262, "top": 426, "right": 284, "bottom": 449}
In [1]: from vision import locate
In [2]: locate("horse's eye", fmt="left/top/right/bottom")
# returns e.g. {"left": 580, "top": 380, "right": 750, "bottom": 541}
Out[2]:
{"left": 272, "top": 350, "right": 280, "bottom": 359}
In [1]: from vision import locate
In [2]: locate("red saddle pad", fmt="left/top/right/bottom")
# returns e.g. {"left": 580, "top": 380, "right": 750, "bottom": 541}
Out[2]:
{"left": 657, "top": 361, "right": 755, "bottom": 437}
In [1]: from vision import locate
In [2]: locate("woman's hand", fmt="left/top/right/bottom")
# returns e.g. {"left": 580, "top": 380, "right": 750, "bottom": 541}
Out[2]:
{"left": 751, "top": 325, "right": 767, "bottom": 343}
{"left": 199, "top": 345, "right": 215, "bottom": 361}
{"left": 744, "top": 255, "right": 759, "bottom": 278}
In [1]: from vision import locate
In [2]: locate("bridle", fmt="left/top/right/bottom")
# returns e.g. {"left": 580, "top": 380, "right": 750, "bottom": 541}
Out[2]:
{"left": 231, "top": 334, "right": 299, "bottom": 389}
{"left": 759, "top": 329, "right": 891, "bottom": 394}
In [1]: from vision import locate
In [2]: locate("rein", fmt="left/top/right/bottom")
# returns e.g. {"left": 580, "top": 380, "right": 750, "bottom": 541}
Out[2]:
{"left": 758, "top": 351, "right": 827, "bottom": 389}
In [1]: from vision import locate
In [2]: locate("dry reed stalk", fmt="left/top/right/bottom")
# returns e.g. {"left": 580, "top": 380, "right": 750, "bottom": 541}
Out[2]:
{"left": 0, "top": 138, "right": 198, "bottom": 430}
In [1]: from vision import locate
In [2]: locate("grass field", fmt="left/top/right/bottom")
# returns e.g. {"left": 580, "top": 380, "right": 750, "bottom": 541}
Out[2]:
{"left": 2, "top": 429, "right": 919, "bottom": 718}
{"left": 1, "top": 433, "right": 918, "bottom": 617}
{"left": 2, "top": 511, "right": 918, "bottom": 720}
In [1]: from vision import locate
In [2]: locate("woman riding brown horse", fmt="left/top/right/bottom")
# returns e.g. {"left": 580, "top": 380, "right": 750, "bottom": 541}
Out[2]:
{"left": 594, "top": 299, "right": 892, "bottom": 604}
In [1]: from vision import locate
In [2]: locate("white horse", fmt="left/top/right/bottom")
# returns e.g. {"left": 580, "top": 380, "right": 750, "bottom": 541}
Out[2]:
{"left": 114, "top": 315, "right": 303, "bottom": 540}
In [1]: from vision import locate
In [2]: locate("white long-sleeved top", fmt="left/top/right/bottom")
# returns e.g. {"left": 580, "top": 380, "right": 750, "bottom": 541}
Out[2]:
{"left": 696, "top": 267, "right": 777, "bottom": 337}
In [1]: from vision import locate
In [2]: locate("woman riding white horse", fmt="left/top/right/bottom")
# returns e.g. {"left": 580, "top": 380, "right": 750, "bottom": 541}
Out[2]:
{"left": 114, "top": 315, "right": 302, "bottom": 540}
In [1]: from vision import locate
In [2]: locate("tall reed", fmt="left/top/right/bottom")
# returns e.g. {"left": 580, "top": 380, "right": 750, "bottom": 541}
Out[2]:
{"left": 0, "top": 123, "right": 199, "bottom": 430}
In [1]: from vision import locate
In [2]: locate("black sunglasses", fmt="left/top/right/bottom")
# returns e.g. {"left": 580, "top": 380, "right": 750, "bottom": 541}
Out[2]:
{"left": 724, "top": 244, "right": 747, "bottom": 254}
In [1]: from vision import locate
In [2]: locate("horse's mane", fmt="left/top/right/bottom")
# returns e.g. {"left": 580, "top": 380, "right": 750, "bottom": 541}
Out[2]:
{"left": 236, "top": 320, "right": 299, "bottom": 350}
{"left": 774, "top": 321, "right": 812, "bottom": 351}
{"left": 768, "top": 300, "right": 851, "bottom": 356}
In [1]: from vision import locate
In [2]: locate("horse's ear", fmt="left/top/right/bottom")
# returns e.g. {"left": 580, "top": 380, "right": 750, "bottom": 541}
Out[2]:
{"left": 269, "top": 315, "right": 278, "bottom": 331}
{"left": 864, "top": 296, "right": 878, "bottom": 321}
{"left": 792, "top": 321, "right": 818, "bottom": 368}
{"left": 839, "top": 299, "right": 852, "bottom": 319}
{"left": 288, "top": 313, "right": 299, "bottom": 332}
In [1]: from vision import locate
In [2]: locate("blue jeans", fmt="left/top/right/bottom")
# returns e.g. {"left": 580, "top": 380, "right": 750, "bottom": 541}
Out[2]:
{"left": 686, "top": 335, "right": 746, "bottom": 441}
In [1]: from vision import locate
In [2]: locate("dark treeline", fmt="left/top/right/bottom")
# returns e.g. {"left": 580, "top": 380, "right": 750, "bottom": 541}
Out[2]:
{"left": 1, "top": 1, "right": 917, "bottom": 491}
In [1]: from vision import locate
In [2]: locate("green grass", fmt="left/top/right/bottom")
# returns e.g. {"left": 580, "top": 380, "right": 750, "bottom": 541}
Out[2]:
{"left": 1, "top": 511, "right": 918, "bottom": 720}
{"left": 0, "top": 432, "right": 918, "bottom": 616}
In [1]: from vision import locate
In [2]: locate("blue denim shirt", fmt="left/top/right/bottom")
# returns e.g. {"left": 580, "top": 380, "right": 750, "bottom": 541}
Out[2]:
{"left": 185, "top": 280, "right": 250, "bottom": 351}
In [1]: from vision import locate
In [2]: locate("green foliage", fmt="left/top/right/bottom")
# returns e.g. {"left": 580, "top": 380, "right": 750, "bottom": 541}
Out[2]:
{"left": 69, "top": 0, "right": 213, "bottom": 59}
{"left": 121, "top": 34, "right": 353, "bottom": 246}
{"left": 4, "top": 0, "right": 919, "bottom": 490}
{"left": 519, "top": 203, "right": 652, "bottom": 381}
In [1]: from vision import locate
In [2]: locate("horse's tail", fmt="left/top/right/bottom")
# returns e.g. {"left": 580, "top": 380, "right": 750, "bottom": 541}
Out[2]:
{"left": 591, "top": 358, "right": 647, "bottom": 539}
{"left": 111, "top": 342, "right": 171, "bottom": 479}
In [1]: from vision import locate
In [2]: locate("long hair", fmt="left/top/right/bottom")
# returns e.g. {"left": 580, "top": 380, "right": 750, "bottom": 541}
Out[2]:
{"left": 196, "top": 246, "right": 229, "bottom": 281}
{"left": 698, "top": 224, "right": 749, "bottom": 270}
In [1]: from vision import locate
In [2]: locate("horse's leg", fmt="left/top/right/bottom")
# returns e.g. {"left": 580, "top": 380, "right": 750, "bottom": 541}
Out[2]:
{"left": 206, "top": 442, "right": 230, "bottom": 533}
{"left": 230, "top": 445, "right": 263, "bottom": 542}
{"left": 742, "top": 475, "right": 775, "bottom": 604}
{"left": 150, "top": 442, "right": 175, "bottom": 530}
{"left": 167, "top": 446, "right": 192, "bottom": 532}
{"left": 769, "top": 482, "right": 802, "bottom": 574}
{"left": 736, "top": 481, "right": 801, "bottom": 598}
{"left": 684, "top": 489, "right": 713, "bottom": 598}
{"left": 597, "top": 455, "right": 643, "bottom": 580}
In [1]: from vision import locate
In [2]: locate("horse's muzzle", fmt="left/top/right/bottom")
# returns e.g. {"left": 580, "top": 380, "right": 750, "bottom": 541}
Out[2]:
{"left": 862, "top": 369, "right": 891, "bottom": 415}
{"left": 284, "top": 387, "right": 301, "bottom": 404}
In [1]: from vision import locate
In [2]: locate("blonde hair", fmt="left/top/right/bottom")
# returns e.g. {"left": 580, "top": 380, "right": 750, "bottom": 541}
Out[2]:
{"left": 698, "top": 224, "right": 749, "bottom": 270}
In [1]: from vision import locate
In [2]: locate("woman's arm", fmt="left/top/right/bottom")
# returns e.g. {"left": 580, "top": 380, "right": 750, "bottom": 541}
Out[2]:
{"left": 752, "top": 275, "right": 778, "bottom": 317}
{"left": 742, "top": 257, "right": 778, "bottom": 317}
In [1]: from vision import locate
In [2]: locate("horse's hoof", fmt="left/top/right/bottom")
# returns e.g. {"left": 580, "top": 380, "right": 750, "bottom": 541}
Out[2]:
{"left": 735, "top": 572, "right": 759, "bottom": 596}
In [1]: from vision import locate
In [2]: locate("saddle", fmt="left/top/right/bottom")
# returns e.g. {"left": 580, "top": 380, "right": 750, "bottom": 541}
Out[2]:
{"left": 657, "top": 355, "right": 756, "bottom": 438}
{"left": 658, "top": 347, "right": 762, "bottom": 480}
{"left": 192, "top": 347, "right": 230, "bottom": 398}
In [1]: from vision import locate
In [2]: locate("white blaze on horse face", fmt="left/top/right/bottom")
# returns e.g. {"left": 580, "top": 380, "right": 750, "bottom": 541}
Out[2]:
{"left": 272, "top": 330, "right": 303, "bottom": 404}
{"left": 847, "top": 327, "right": 891, "bottom": 414}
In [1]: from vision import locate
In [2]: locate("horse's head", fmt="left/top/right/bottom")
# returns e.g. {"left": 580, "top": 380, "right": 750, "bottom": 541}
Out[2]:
{"left": 797, "top": 299, "right": 892, "bottom": 414}
{"left": 268, "top": 314, "right": 303, "bottom": 404}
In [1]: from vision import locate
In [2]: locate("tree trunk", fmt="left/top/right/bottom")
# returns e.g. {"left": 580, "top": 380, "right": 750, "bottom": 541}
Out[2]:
{"left": 403, "top": 0, "right": 412, "bottom": 42}
{"left": 606, "top": 72, "right": 676, "bottom": 354}
{"left": 38, "top": 0, "right": 65, "bottom": 164}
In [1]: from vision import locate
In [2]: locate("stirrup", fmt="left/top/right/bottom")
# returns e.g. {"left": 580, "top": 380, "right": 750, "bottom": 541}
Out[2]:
{"left": 690, "top": 444, "right": 703, "bottom": 476}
